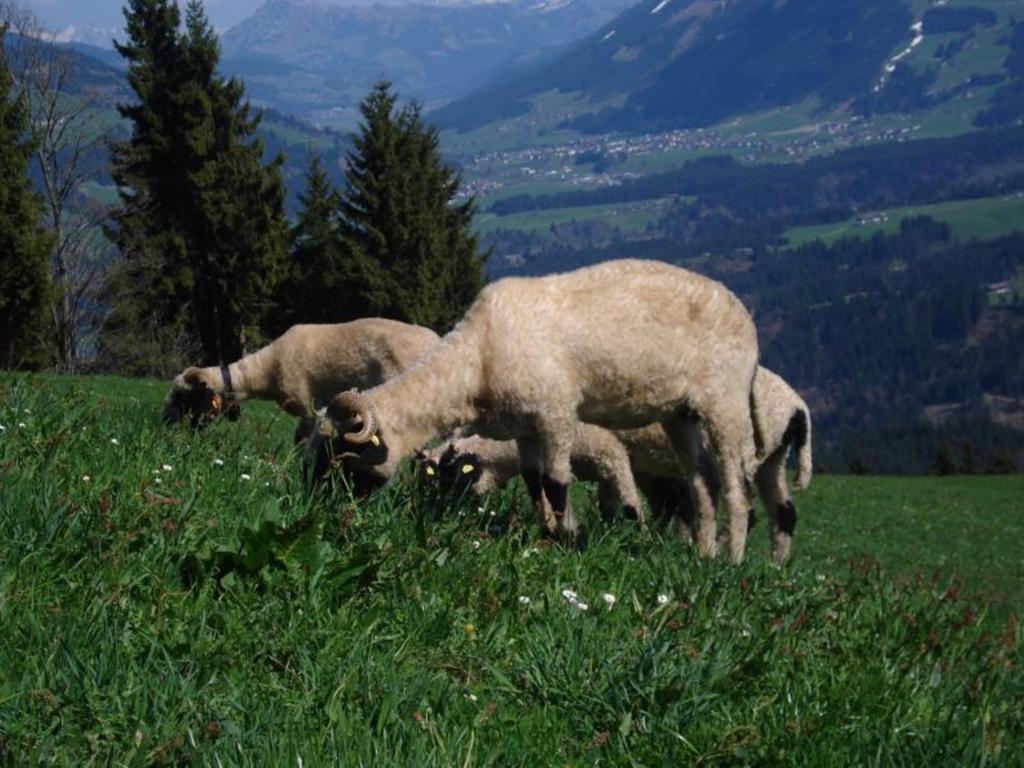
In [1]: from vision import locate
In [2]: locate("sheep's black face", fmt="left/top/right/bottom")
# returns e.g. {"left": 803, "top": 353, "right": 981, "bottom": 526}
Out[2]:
{"left": 305, "top": 438, "right": 387, "bottom": 497}
{"left": 413, "top": 450, "right": 441, "bottom": 485}
{"left": 304, "top": 416, "right": 390, "bottom": 491}
{"left": 438, "top": 446, "right": 482, "bottom": 492}
{"left": 163, "top": 381, "right": 241, "bottom": 429}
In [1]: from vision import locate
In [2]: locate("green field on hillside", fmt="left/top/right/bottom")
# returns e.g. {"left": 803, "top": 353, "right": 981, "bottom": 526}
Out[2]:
{"left": 783, "top": 194, "right": 1024, "bottom": 247}
{"left": 475, "top": 198, "right": 673, "bottom": 237}
{"left": 1, "top": 373, "right": 1021, "bottom": 764}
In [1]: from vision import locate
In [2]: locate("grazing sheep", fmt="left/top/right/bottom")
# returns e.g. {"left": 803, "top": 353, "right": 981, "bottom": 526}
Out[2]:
{"left": 162, "top": 319, "right": 439, "bottom": 440}
{"left": 419, "top": 366, "right": 811, "bottom": 563}
{"left": 312, "top": 258, "right": 762, "bottom": 562}
{"left": 417, "top": 425, "right": 646, "bottom": 525}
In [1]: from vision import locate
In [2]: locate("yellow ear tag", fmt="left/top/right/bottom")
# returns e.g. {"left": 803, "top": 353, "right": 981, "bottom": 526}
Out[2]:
{"left": 211, "top": 394, "right": 222, "bottom": 411}
{"left": 370, "top": 434, "right": 380, "bottom": 446}
{"left": 425, "top": 466, "right": 435, "bottom": 476}
{"left": 462, "top": 464, "right": 475, "bottom": 474}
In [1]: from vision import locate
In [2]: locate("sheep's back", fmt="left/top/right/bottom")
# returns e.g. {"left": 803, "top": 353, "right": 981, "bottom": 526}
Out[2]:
{"left": 475, "top": 260, "right": 756, "bottom": 422}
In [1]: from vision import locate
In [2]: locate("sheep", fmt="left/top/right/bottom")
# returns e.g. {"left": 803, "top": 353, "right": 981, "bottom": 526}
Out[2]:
{"left": 416, "top": 426, "right": 646, "bottom": 526}
{"left": 311, "top": 258, "right": 762, "bottom": 563}
{"left": 418, "top": 366, "right": 811, "bottom": 563}
{"left": 162, "top": 319, "right": 440, "bottom": 441}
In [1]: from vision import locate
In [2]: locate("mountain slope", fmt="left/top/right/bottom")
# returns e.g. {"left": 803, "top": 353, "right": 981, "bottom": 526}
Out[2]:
{"left": 220, "top": 0, "right": 637, "bottom": 127}
{"left": 433, "top": 0, "right": 1022, "bottom": 134}
{"left": 26, "top": 39, "right": 349, "bottom": 215}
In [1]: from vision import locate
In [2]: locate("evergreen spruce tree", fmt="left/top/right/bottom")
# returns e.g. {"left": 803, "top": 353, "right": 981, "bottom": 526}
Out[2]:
{"left": 102, "top": 0, "right": 192, "bottom": 373}
{"left": 0, "top": 39, "right": 53, "bottom": 369}
{"left": 338, "top": 81, "right": 485, "bottom": 332}
{"left": 272, "top": 154, "right": 348, "bottom": 333}
{"left": 104, "top": 0, "right": 287, "bottom": 369}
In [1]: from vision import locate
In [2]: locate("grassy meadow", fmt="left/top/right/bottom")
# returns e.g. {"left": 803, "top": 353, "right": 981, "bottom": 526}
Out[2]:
{"left": 1, "top": 373, "right": 1022, "bottom": 764}
{"left": 782, "top": 194, "right": 1024, "bottom": 248}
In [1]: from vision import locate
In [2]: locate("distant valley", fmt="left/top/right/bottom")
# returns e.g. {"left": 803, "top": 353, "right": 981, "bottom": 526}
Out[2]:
{"left": 219, "top": 0, "right": 639, "bottom": 128}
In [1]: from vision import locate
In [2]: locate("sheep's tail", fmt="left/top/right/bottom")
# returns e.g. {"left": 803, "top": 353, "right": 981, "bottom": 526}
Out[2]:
{"left": 784, "top": 407, "right": 813, "bottom": 490}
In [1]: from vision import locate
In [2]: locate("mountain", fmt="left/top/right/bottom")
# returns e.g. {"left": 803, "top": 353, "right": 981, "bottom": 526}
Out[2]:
{"left": 219, "top": 0, "right": 638, "bottom": 127}
{"left": 31, "top": 0, "right": 273, "bottom": 46}
{"left": 19, "top": 38, "right": 349, "bottom": 215}
{"left": 433, "top": 0, "right": 1023, "bottom": 134}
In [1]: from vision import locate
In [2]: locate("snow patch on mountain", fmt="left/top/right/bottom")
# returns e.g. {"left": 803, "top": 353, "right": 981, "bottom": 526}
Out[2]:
{"left": 874, "top": 19, "right": 924, "bottom": 92}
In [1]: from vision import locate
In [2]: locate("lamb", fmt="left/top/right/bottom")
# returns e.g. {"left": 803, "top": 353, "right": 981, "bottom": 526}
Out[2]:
{"left": 310, "top": 258, "right": 762, "bottom": 563}
{"left": 417, "top": 426, "right": 646, "bottom": 525}
{"left": 419, "top": 366, "right": 811, "bottom": 563}
{"left": 162, "top": 319, "right": 440, "bottom": 440}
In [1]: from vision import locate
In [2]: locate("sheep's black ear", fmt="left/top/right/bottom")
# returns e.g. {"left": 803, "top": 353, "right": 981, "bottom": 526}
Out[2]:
{"left": 182, "top": 367, "right": 205, "bottom": 386}
{"left": 458, "top": 455, "right": 481, "bottom": 483}
{"left": 440, "top": 443, "right": 459, "bottom": 466}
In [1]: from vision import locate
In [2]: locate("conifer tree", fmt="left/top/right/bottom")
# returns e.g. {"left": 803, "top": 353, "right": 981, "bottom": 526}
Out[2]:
{"left": 338, "top": 81, "right": 485, "bottom": 332}
{"left": 273, "top": 154, "right": 348, "bottom": 332}
{"left": 105, "top": 0, "right": 287, "bottom": 369}
{"left": 0, "top": 39, "right": 52, "bottom": 369}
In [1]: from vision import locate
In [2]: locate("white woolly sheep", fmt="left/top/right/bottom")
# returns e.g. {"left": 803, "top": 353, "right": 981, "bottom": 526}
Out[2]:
{"left": 312, "top": 258, "right": 762, "bottom": 562}
{"left": 420, "top": 366, "right": 811, "bottom": 563}
{"left": 163, "top": 319, "right": 439, "bottom": 441}
{"left": 417, "top": 426, "right": 647, "bottom": 527}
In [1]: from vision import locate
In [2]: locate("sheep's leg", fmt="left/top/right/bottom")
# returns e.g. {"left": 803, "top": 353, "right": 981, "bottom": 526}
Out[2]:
{"left": 638, "top": 475, "right": 693, "bottom": 544}
{"left": 588, "top": 458, "right": 645, "bottom": 529}
{"left": 662, "top": 417, "right": 718, "bottom": 557}
{"left": 702, "top": 407, "right": 757, "bottom": 565}
{"left": 756, "top": 447, "right": 795, "bottom": 565}
{"left": 517, "top": 436, "right": 557, "bottom": 534}
{"left": 527, "top": 421, "right": 578, "bottom": 539}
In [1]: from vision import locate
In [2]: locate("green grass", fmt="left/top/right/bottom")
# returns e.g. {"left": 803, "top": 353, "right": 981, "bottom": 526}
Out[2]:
{"left": 783, "top": 194, "right": 1024, "bottom": 247}
{"left": 1, "top": 373, "right": 1022, "bottom": 764}
{"left": 475, "top": 198, "right": 672, "bottom": 237}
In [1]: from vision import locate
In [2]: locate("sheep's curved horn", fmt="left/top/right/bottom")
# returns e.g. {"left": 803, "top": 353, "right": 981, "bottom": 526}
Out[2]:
{"left": 328, "top": 390, "right": 378, "bottom": 444}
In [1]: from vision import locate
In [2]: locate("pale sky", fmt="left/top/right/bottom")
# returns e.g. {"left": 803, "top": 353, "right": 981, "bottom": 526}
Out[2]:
{"left": 26, "top": 1, "right": 372, "bottom": 39}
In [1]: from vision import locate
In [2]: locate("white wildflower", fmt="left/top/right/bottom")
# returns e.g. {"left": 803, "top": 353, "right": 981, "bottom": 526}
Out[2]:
{"left": 240, "top": 473, "right": 252, "bottom": 481}
{"left": 212, "top": 458, "right": 224, "bottom": 466}
{"left": 477, "top": 506, "right": 485, "bottom": 513}
{"left": 657, "top": 594, "right": 669, "bottom": 605}
{"left": 561, "top": 589, "right": 578, "bottom": 603}
{"left": 82, "top": 475, "right": 91, "bottom": 482}
{"left": 472, "top": 540, "right": 481, "bottom": 549}
{"left": 740, "top": 629, "right": 751, "bottom": 638}
{"left": 518, "top": 595, "right": 531, "bottom": 605}
{"left": 154, "top": 477, "right": 162, "bottom": 485}
{"left": 575, "top": 602, "right": 589, "bottom": 612}
{"left": 162, "top": 464, "right": 173, "bottom": 472}
{"left": 602, "top": 593, "right": 616, "bottom": 607}
{"left": 23, "top": 408, "right": 30, "bottom": 414}
{"left": 18, "top": 422, "right": 26, "bottom": 429}
{"left": 816, "top": 574, "right": 826, "bottom": 582}
{"left": 264, "top": 481, "right": 270, "bottom": 487}
{"left": 0, "top": 424, "right": 6, "bottom": 432}
{"left": 110, "top": 438, "right": 119, "bottom": 445}
{"left": 153, "top": 468, "right": 161, "bottom": 474}
{"left": 465, "top": 692, "right": 478, "bottom": 702}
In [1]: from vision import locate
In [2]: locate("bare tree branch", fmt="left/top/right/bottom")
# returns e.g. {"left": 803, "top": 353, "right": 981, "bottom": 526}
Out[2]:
{"left": 2, "top": 0, "right": 114, "bottom": 372}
